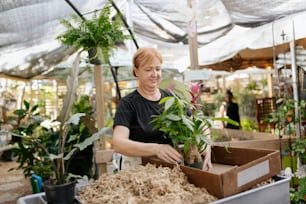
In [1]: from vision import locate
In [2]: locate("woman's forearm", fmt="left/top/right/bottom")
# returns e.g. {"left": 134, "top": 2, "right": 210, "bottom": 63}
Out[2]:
{"left": 113, "top": 138, "right": 158, "bottom": 157}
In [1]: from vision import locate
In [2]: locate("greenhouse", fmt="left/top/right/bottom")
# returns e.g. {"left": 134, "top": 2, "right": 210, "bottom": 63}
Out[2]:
{"left": 0, "top": 0, "right": 306, "bottom": 203}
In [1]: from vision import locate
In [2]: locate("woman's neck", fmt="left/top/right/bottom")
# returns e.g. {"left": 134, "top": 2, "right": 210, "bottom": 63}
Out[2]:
{"left": 137, "top": 87, "right": 161, "bottom": 101}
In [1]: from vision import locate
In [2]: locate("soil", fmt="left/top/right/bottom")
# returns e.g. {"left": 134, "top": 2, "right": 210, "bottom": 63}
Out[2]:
{"left": 0, "top": 159, "right": 32, "bottom": 204}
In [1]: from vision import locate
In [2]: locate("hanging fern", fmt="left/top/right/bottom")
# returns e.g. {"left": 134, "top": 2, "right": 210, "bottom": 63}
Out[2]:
{"left": 57, "top": 3, "right": 129, "bottom": 64}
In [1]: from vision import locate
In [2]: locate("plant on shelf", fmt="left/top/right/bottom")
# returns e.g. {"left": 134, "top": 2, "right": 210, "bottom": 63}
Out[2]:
{"left": 290, "top": 136, "right": 306, "bottom": 203}
{"left": 265, "top": 98, "right": 306, "bottom": 135}
{"left": 265, "top": 98, "right": 306, "bottom": 203}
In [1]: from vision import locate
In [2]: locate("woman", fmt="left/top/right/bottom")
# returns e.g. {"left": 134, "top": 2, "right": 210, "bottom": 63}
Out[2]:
{"left": 112, "top": 47, "right": 212, "bottom": 171}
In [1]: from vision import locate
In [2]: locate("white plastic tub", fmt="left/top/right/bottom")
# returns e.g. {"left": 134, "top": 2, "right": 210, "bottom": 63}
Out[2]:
{"left": 17, "top": 176, "right": 290, "bottom": 204}
{"left": 211, "top": 176, "right": 290, "bottom": 204}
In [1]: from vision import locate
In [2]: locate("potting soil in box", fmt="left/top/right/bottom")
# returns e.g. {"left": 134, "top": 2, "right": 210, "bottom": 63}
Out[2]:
{"left": 143, "top": 145, "right": 282, "bottom": 198}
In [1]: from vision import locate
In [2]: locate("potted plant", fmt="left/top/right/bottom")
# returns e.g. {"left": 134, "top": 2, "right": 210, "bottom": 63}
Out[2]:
{"left": 11, "top": 97, "right": 107, "bottom": 204}
{"left": 56, "top": 3, "right": 128, "bottom": 65}
{"left": 150, "top": 83, "right": 238, "bottom": 167}
{"left": 11, "top": 64, "right": 108, "bottom": 203}
{"left": 150, "top": 92, "right": 209, "bottom": 166}
{"left": 23, "top": 4, "right": 128, "bottom": 203}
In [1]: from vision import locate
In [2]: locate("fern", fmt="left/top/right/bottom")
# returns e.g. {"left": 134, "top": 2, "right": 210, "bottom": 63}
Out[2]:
{"left": 57, "top": 4, "right": 129, "bottom": 64}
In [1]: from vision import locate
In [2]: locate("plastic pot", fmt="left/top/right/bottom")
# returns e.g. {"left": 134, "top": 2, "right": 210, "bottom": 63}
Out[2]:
{"left": 43, "top": 180, "right": 76, "bottom": 204}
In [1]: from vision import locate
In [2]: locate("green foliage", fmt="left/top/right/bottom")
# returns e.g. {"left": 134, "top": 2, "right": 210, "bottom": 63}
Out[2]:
{"left": 245, "top": 81, "right": 259, "bottom": 91}
{"left": 11, "top": 98, "right": 107, "bottom": 184}
{"left": 291, "top": 138, "right": 306, "bottom": 164}
{"left": 265, "top": 98, "right": 306, "bottom": 135}
{"left": 73, "top": 95, "right": 94, "bottom": 115}
{"left": 151, "top": 92, "right": 238, "bottom": 165}
{"left": 238, "top": 84, "right": 260, "bottom": 119}
{"left": 240, "top": 118, "right": 258, "bottom": 131}
{"left": 11, "top": 101, "right": 55, "bottom": 180}
{"left": 57, "top": 4, "right": 129, "bottom": 64}
{"left": 200, "top": 101, "right": 217, "bottom": 117}
{"left": 158, "top": 78, "right": 191, "bottom": 102}
{"left": 151, "top": 93, "right": 211, "bottom": 155}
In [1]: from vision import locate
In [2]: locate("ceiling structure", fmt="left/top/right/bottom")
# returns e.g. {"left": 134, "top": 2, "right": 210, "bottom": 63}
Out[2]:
{"left": 1, "top": 0, "right": 306, "bottom": 80}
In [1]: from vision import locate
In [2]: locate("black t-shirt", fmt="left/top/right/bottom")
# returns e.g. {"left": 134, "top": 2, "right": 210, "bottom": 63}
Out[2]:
{"left": 113, "top": 89, "right": 172, "bottom": 144}
{"left": 226, "top": 102, "right": 241, "bottom": 129}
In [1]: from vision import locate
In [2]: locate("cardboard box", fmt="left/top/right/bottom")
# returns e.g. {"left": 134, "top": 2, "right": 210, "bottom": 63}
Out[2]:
{"left": 143, "top": 145, "right": 281, "bottom": 198}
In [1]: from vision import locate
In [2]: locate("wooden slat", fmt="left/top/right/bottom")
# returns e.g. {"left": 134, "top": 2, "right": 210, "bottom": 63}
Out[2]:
{"left": 95, "top": 149, "right": 114, "bottom": 164}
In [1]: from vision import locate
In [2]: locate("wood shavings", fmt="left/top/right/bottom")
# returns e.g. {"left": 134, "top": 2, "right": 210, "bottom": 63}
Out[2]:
{"left": 78, "top": 164, "right": 217, "bottom": 204}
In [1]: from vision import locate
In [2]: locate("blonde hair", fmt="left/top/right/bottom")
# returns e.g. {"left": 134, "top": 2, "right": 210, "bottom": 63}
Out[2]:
{"left": 132, "top": 47, "right": 163, "bottom": 77}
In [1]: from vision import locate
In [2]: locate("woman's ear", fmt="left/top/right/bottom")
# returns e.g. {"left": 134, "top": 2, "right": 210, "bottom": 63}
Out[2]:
{"left": 133, "top": 67, "right": 138, "bottom": 77}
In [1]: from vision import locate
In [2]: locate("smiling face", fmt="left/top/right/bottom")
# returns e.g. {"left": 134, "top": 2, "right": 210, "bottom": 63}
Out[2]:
{"left": 133, "top": 47, "right": 163, "bottom": 89}
{"left": 135, "top": 58, "right": 162, "bottom": 89}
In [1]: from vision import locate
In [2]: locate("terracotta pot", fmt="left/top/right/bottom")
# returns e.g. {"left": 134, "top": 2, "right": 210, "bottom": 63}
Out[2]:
{"left": 286, "top": 109, "right": 294, "bottom": 123}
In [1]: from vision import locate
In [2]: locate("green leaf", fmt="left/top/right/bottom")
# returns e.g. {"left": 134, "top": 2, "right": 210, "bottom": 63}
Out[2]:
{"left": 182, "top": 115, "right": 193, "bottom": 132}
{"left": 64, "top": 148, "right": 78, "bottom": 161}
{"left": 49, "top": 153, "right": 64, "bottom": 161}
{"left": 164, "top": 97, "right": 175, "bottom": 110}
{"left": 30, "top": 104, "right": 39, "bottom": 113}
{"left": 13, "top": 109, "right": 27, "bottom": 117}
{"left": 65, "top": 113, "right": 86, "bottom": 125}
{"left": 73, "top": 127, "right": 108, "bottom": 151}
{"left": 165, "top": 113, "right": 180, "bottom": 121}
{"left": 24, "top": 100, "right": 30, "bottom": 111}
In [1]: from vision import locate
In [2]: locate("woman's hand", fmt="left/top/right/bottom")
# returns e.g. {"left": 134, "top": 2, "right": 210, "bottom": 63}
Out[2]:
{"left": 202, "top": 146, "right": 212, "bottom": 171}
{"left": 155, "top": 144, "right": 183, "bottom": 164}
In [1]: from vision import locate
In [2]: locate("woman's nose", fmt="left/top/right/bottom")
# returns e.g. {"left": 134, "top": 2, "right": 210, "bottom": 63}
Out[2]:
{"left": 151, "top": 69, "right": 158, "bottom": 76}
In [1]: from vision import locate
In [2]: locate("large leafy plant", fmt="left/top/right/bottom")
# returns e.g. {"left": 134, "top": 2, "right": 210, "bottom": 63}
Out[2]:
{"left": 151, "top": 93, "right": 211, "bottom": 155}
{"left": 57, "top": 3, "right": 128, "bottom": 64}
{"left": 11, "top": 100, "right": 55, "bottom": 180}
{"left": 150, "top": 91, "right": 237, "bottom": 165}
{"left": 11, "top": 100, "right": 106, "bottom": 184}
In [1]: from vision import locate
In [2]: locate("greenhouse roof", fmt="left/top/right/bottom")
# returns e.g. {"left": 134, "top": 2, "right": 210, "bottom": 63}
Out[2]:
{"left": 1, "top": 0, "right": 306, "bottom": 79}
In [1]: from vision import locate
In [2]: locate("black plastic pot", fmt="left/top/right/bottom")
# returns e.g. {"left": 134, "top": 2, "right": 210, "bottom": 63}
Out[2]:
{"left": 188, "top": 162, "right": 203, "bottom": 169}
{"left": 88, "top": 47, "right": 101, "bottom": 65}
{"left": 43, "top": 180, "right": 76, "bottom": 204}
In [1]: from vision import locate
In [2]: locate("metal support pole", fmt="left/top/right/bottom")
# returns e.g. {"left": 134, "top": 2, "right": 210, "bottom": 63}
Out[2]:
{"left": 289, "top": 22, "right": 301, "bottom": 139}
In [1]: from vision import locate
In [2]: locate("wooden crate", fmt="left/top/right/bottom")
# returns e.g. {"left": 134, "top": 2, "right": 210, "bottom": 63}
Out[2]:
{"left": 255, "top": 97, "right": 277, "bottom": 132}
